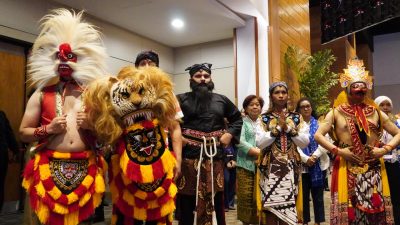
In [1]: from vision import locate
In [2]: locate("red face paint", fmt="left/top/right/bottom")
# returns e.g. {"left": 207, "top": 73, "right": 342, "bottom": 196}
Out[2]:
{"left": 56, "top": 43, "right": 77, "bottom": 79}
{"left": 349, "top": 82, "right": 367, "bottom": 103}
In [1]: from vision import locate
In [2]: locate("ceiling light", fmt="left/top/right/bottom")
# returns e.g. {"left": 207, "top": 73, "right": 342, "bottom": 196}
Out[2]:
{"left": 171, "top": 18, "right": 184, "bottom": 29}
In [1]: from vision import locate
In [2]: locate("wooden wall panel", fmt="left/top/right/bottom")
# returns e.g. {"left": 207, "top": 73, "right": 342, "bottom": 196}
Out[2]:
{"left": 0, "top": 52, "right": 25, "bottom": 134}
{"left": 0, "top": 50, "right": 25, "bottom": 203}
{"left": 268, "top": 0, "right": 311, "bottom": 103}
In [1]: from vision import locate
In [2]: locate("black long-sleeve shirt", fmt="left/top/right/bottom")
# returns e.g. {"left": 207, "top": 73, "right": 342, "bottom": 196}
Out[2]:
{"left": 177, "top": 92, "right": 243, "bottom": 158}
{"left": 0, "top": 111, "right": 18, "bottom": 154}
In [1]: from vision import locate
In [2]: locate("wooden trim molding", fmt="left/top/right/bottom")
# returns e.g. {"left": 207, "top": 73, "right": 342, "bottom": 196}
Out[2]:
{"left": 233, "top": 28, "right": 238, "bottom": 106}
{"left": 254, "top": 17, "right": 259, "bottom": 96}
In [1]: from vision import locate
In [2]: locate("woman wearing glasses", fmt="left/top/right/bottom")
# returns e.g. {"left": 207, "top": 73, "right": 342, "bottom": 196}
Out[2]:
{"left": 295, "top": 97, "right": 329, "bottom": 225}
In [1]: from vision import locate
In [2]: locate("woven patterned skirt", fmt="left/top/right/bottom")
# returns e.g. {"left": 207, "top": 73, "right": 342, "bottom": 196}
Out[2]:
{"left": 237, "top": 167, "right": 261, "bottom": 224}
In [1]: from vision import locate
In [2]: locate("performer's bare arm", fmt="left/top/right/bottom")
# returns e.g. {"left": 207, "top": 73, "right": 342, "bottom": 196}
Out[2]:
{"left": 169, "top": 120, "right": 182, "bottom": 178}
{"left": 19, "top": 91, "right": 67, "bottom": 143}
{"left": 315, "top": 110, "right": 362, "bottom": 164}
{"left": 314, "top": 111, "right": 335, "bottom": 151}
{"left": 370, "top": 112, "right": 400, "bottom": 158}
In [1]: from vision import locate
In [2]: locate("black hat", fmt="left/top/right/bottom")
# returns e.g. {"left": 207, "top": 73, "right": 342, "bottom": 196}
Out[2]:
{"left": 185, "top": 63, "right": 212, "bottom": 77}
{"left": 134, "top": 50, "right": 159, "bottom": 67}
{"left": 269, "top": 81, "right": 288, "bottom": 94}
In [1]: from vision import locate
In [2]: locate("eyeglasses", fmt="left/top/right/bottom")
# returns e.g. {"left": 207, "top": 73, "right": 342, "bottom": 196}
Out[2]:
{"left": 192, "top": 73, "right": 211, "bottom": 79}
{"left": 299, "top": 105, "right": 311, "bottom": 110}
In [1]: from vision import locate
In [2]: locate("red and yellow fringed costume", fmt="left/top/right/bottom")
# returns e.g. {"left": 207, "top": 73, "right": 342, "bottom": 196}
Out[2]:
{"left": 109, "top": 118, "right": 177, "bottom": 225}
{"left": 22, "top": 150, "right": 106, "bottom": 225}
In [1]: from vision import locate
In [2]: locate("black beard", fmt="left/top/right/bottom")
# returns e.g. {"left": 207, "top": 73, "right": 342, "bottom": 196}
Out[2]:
{"left": 190, "top": 80, "right": 214, "bottom": 112}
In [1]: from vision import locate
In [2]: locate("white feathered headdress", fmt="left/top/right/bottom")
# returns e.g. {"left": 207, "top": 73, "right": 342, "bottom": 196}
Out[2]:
{"left": 28, "top": 9, "right": 108, "bottom": 89}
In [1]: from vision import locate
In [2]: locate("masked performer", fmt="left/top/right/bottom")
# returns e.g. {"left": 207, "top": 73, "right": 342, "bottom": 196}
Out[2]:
{"left": 19, "top": 9, "right": 108, "bottom": 225}
{"left": 84, "top": 66, "right": 177, "bottom": 225}
{"left": 257, "top": 81, "right": 309, "bottom": 225}
{"left": 315, "top": 58, "right": 400, "bottom": 224}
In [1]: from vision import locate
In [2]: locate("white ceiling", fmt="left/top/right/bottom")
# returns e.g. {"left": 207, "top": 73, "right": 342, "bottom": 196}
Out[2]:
{"left": 52, "top": 0, "right": 246, "bottom": 47}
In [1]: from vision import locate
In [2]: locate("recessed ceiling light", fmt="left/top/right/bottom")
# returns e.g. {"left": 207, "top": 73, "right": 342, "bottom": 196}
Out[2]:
{"left": 171, "top": 18, "right": 184, "bottom": 29}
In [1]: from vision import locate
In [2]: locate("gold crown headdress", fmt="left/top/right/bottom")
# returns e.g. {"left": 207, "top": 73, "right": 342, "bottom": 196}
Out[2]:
{"left": 339, "top": 58, "right": 373, "bottom": 89}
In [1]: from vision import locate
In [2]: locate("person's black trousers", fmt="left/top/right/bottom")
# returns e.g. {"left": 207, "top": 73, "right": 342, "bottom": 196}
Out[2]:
{"left": 385, "top": 161, "right": 400, "bottom": 225}
{"left": 302, "top": 173, "right": 325, "bottom": 223}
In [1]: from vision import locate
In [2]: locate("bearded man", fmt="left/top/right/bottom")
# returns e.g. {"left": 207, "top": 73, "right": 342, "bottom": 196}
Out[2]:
{"left": 315, "top": 58, "right": 400, "bottom": 225}
{"left": 19, "top": 9, "right": 108, "bottom": 225}
{"left": 175, "top": 63, "right": 243, "bottom": 225}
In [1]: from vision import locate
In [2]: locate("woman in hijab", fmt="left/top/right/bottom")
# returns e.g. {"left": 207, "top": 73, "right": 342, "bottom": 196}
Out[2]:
{"left": 375, "top": 96, "right": 400, "bottom": 225}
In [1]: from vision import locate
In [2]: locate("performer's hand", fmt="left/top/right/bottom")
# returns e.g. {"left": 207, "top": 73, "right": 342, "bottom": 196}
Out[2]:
{"left": 182, "top": 137, "right": 188, "bottom": 147}
{"left": 370, "top": 147, "right": 387, "bottom": 159}
{"left": 47, "top": 114, "right": 67, "bottom": 134}
{"left": 278, "top": 111, "right": 288, "bottom": 132}
{"left": 173, "top": 159, "right": 182, "bottom": 181}
{"left": 220, "top": 133, "right": 233, "bottom": 148}
{"left": 306, "top": 155, "right": 317, "bottom": 166}
{"left": 77, "top": 112, "right": 91, "bottom": 130}
{"left": 338, "top": 147, "right": 362, "bottom": 164}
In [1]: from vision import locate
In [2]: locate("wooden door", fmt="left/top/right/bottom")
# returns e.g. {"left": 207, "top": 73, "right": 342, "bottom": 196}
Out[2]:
{"left": 0, "top": 41, "right": 26, "bottom": 211}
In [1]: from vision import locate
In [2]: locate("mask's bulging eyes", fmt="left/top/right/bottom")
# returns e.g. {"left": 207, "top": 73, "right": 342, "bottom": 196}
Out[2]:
{"left": 139, "top": 87, "right": 145, "bottom": 95}
{"left": 121, "top": 91, "right": 130, "bottom": 99}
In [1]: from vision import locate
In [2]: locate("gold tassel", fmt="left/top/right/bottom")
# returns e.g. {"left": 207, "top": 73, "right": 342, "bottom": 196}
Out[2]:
{"left": 33, "top": 154, "right": 40, "bottom": 170}
{"left": 160, "top": 198, "right": 175, "bottom": 217}
{"left": 135, "top": 189, "right": 148, "bottom": 200}
{"left": 67, "top": 192, "right": 79, "bottom": 204}
{"left": 39, "top": 164, "right": 51, "bottom": 180}
{"left": 160, "top": 151, "right": 176, "bottom": 174}
{"left": 109, "top": 181, "right": 120, "bottom": 202}
{"left": 120, "top": 151, "right": 129, "bottom": 175}
{"left": 168, "top": 183, "right": 177, "bottom": 198}
{"left": 92, "top": 192, "right": 103, "bottom": 209}
{"left": 81, "top": 174, "right": 94, "bottom": 189}
{"left": 140, "top": 165, "right": 154, "bottom": 183}
{"left": 22, "top": 178, "right": 32, "bottom": 190}
{"left": 121, "top": 171, "right": 133, "bottom": 185}
{"left": 168, "top": 213, "right": 174, "bottom": 222}
{"left": 48, "top": 186, "right": 62, "bottom": 200}
{"left": 147, "top": 198, "right": 161, "bottom": 208}
{"left": 36, "top": 201, "right": 50, "bottom": 224}
{"left": 123, "top": 189, "right": 135, "bottom": 206}
{"left": 35, "top": 182, "right": 46, "bottom": 198}
{"left": 94, "top": 173, "right": 105, "bottom": 193}
{"left": 64, "top": 211, "right": 79, "bottom": 225}
{"left": 111, "top": 155, "right": 120, "bottom": 176}
{"left": 133, "top": 207, "right": 147, "bottom": 220}
{"left": 78, "top": 192, "right": 91, "bottom": 207}
{"left": 53, "top": 202, "right": 69, "bottom": 214}
{"left": 111, "top": 214, "right": 118, "bottom": 225}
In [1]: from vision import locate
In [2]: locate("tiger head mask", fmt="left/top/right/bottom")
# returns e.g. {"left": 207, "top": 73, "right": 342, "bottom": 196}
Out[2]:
{"left": 84, "top": 66, "right": 176, "bottom": 144}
